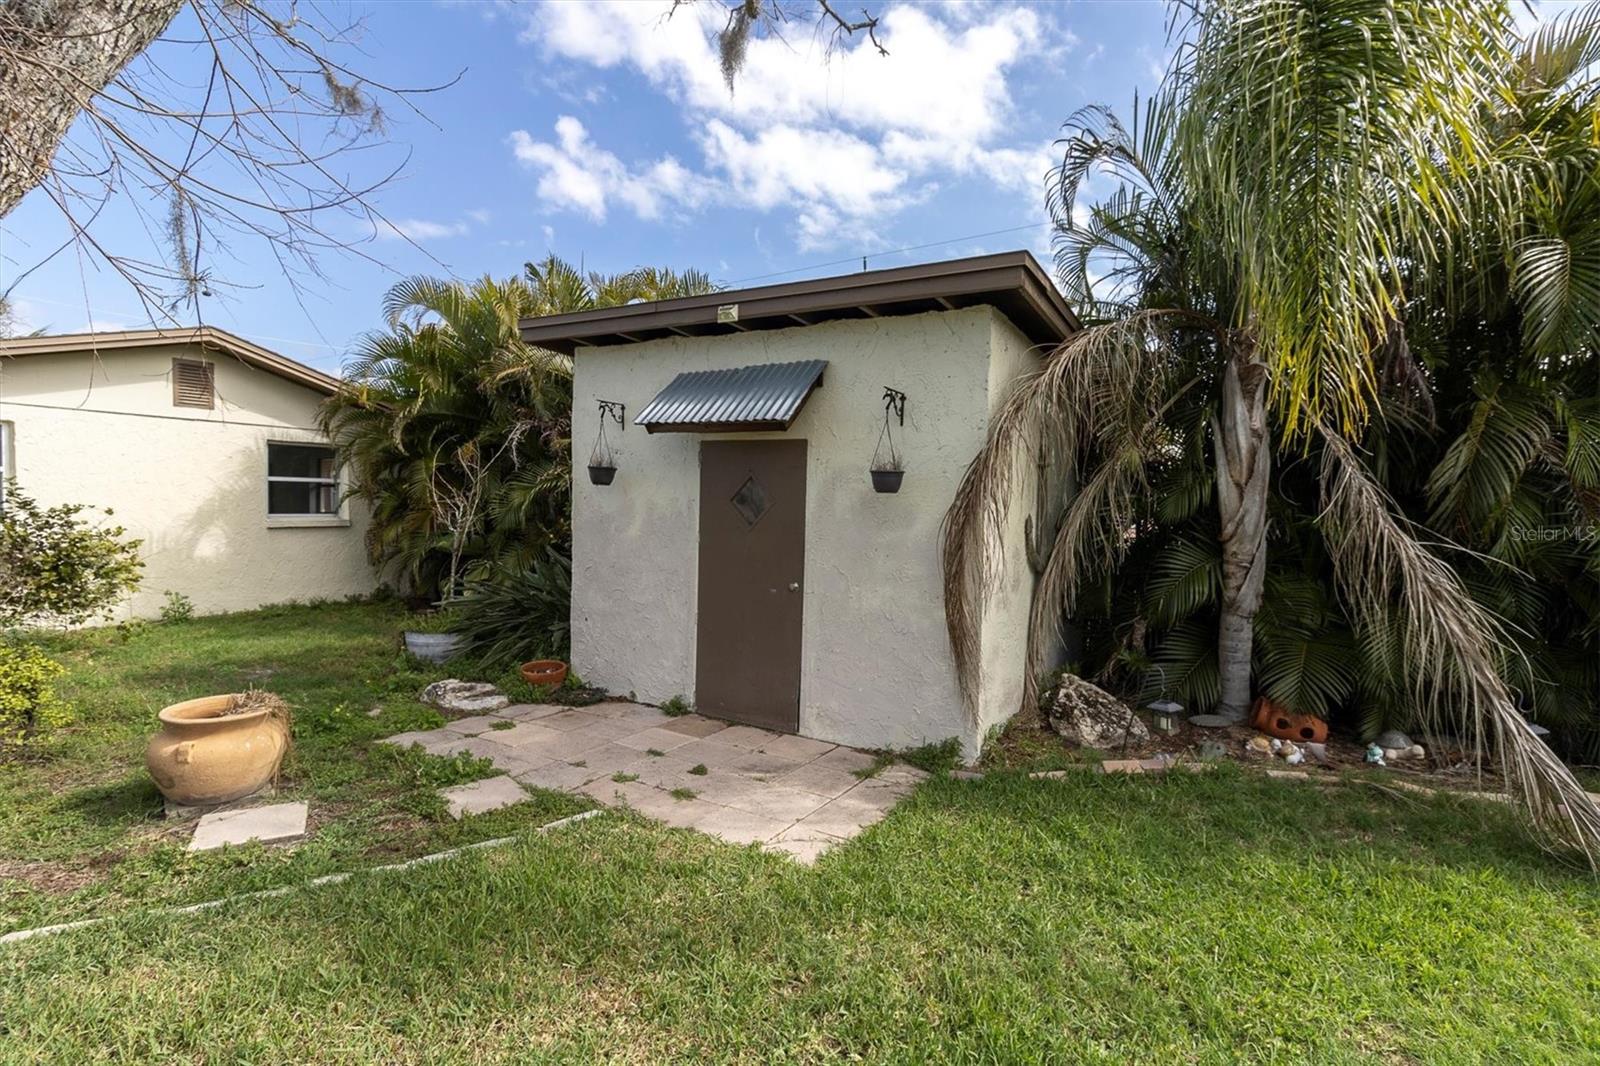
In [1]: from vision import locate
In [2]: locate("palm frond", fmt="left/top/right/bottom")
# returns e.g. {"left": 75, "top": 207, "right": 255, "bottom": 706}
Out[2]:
{"left": 1320, "top": 430, "right": 1600, "bottom": 866}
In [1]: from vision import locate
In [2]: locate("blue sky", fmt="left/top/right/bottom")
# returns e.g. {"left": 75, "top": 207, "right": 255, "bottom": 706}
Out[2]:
{"left": 1, "top": 1, "right": 1178, "bottom": 373}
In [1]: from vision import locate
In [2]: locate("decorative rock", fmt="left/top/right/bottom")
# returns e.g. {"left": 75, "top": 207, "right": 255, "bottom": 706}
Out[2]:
{"left": 1383, "top": 747, "right": 1411, "bottom": 762}
{"left": 1407, "top": 744, "right": 1425, "bottom": 760}
{"left": 1246, "top": 735, "right": 1273, "bottom": 755}
{"left": 1186, "top": 713, "right": 1240, "bottom": 729}
{"left": 1365, "top": 743, "right": 1386, "bottom": 766}
{"left": 366, "top": 705, "right": 383, "bottom": 718}
{"left": 1045, "top": 674, "right": 1149, "bottom": 748}
{"left": 1100, "top": 759, "right": 1144, "bottom": 775}
{"left": 190, "top": 802, "right": 308, "bottom": 851}
{"left": 1279, "top": 741, "right": 1300, "bottom": 760}
{"left": 1284, "top": 749, "right": 1305, "bottom": 766}
{"left": 1303, "top": 742, "right": 1329, "bottom": 764}
{"left": 1374, "top": 730, "right": 1413, "bottom": 750}
{"left": 419, "top": 679, "right": 509, "bottom": 715}
{"left": 1198, "top": 740, "right": 1229, "bottom": 762}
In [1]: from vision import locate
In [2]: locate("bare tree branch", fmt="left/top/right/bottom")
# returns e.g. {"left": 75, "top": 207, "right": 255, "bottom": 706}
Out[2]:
{"left": 1, "top": 0, "right": 458, "bottom": 322}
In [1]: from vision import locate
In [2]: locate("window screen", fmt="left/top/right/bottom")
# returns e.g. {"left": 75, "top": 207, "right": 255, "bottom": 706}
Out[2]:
{"left": 266, "top": 443, "right": 338, "bottom": 516}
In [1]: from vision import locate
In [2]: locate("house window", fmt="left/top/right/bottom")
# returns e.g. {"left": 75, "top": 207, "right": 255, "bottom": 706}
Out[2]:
{"left": 267, "top": 443, "right": 339, "bottom": 516}
{"left": 172, "top": 359, "right": 215, "bottom": 409}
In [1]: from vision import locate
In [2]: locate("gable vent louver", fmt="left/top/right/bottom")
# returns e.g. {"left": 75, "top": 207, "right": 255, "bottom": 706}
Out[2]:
{"left": 172, "top": 359, "right": 215, "bottom": 409}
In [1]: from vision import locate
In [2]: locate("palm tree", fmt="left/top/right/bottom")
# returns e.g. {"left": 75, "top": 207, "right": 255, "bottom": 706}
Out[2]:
{"left": 320, "top": 257, "right": 718, "bottom": 597}
{"left": 943, "top": 0, "right": 1600, "bottom": 860}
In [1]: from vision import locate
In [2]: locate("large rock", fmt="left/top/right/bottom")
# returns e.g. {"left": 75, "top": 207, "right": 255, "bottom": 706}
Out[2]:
{"left": 419, "top": 679, "right": 509, "bottom": 715}
{"left": 1046, "top": 674, "right": 1149, "bottom": 749}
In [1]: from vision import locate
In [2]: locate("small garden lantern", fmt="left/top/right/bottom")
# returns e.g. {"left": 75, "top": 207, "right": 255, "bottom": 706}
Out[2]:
{"left": 587, "top": 399, "right": 625, "bottom": 485}
{"left": 1147, "top": 699, "right": 1185, "bottom": 735}
{"left": 870, "top": 386, "right": 907, "bottom": 493}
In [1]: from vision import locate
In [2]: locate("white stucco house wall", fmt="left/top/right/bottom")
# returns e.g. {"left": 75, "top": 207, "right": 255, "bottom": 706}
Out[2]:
{"left": 0, "top": 327, "right": 376, "bottom": 619}
{"left": 521, "top": 252, "right": 1077, "bottom": 759}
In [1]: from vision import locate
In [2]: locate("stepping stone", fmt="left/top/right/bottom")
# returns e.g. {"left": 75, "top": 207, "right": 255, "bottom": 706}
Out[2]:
{"left": 1186, "top": 714, "right": 1240, "bottom": 729}
{"left": 190, "top": 802, "right": 308, "bottom": 851}
{"left": 439, "top": 775, "right": 529, "bottom": 819}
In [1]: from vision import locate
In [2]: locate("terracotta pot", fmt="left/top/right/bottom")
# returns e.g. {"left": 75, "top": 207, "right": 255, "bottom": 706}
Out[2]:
{"left": 145, "top": 695, "right": 290, "bottom": 806}
{"left": 1250, "top": 697, "right": 1329, "bottom": 744}
{"left": 520, "top": 659, "right": 568, "bottom": 687}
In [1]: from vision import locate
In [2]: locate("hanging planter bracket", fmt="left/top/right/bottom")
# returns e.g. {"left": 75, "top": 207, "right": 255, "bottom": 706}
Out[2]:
{"left": 882, "top": 387, "right": 906, "bottom": 426}
{"left": 597, "top": 399, "right": 626, "bottom": 430}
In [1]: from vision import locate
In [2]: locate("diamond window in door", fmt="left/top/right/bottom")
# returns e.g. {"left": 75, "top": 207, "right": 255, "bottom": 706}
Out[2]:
{"left": 730, "top": 475, "right": 771, "bottom": 527}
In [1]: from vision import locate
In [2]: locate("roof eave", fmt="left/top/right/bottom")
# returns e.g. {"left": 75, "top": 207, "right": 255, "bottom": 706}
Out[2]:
{"left": 520, "top": 251, "right": 1079, "bottom": 356}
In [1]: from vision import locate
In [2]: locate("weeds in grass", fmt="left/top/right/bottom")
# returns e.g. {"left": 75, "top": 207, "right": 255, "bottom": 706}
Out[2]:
{"left": 855, "top": 738, "right": 964, "bottom": 779}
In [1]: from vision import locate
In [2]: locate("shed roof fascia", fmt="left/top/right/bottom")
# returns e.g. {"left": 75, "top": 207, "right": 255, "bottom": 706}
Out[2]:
{"left": 519, "top": 251, "right": 1078, "bottom": 355}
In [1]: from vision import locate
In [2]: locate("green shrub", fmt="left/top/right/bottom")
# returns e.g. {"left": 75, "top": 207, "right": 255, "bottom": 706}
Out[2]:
{"left": 402, "top": 607, "right": 463, "bottom": 635}
{"left": 159, "top": 591, "right": 195, "bottom": 623}
{"left": 453, "top": 550, "right": 571, "bottom": 672}
{"left": 0, "top": 641, "right": 69, "bottom": 751}
{"left": 0, "top": 480, "right": 142, "bottom": 627}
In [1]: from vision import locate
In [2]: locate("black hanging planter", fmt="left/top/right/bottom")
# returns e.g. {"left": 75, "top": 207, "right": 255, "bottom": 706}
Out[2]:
{"left": 587, "top": 399, "right": 625, "bottom": 487}
{"left": 871, "top": 468, "right": 904, "bottom": 494}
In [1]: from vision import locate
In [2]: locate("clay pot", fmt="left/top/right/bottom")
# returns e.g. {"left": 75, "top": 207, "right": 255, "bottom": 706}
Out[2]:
{"left": 520, "top": 659, "right": 568, "bottom": 688}
{"left": 1250, "top": 697, "right": 1329, "bottom": 744}
{"left": 145, "top": 695, "right": 290, "bottom": 806}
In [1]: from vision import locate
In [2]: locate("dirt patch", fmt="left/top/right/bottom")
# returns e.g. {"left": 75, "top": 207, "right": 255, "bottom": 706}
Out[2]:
{"left": 987, "top": 706, "right": 1512, "bottom": 794}
{"left": 0, "top": 857, "right": 109, "bottom": 895}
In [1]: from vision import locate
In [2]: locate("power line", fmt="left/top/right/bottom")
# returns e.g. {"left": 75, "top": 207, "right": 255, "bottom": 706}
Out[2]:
{"left": 730, "top": 221, "right": 1054, "bottom": 285}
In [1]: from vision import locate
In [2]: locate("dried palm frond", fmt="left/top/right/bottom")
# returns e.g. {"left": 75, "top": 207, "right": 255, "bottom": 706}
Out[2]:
{"left": 941, "top": 310, "right": 1204, "bottom": 714}
{"left": 1319, "top": 430, "right": 1600, "bottom": 866}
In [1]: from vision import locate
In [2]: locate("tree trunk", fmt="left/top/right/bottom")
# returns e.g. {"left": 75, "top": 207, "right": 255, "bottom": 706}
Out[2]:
{"left": 1211, "top": 347, "right": 1270, "bottom": 722}
{"left": 0, "top": 0, "right": 183, "bottom": 218}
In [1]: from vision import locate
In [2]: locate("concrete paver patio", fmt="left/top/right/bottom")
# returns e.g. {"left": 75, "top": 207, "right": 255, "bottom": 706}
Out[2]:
{"left": 383, "top": 701, "right": 928, "bottom": 862}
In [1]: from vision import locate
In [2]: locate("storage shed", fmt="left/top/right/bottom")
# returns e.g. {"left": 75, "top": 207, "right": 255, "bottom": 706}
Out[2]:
{"left": 521, "top": 252, "right": 1078, "bottom": 758}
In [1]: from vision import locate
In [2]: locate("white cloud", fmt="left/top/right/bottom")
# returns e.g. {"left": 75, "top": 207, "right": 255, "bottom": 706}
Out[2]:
{"left": 513, "top": 2, "right": 1067, "bottom": 248}
{"left": 373, "top": 217, "right": 471, "bottom": 241}
{"left": 466, "top": 208, "right": 492, "bottom": 224}
{"left": 509, "top": 117, "right": 702, "bottom": 222}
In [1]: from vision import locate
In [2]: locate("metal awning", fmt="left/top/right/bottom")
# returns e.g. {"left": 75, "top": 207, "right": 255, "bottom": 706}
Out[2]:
{"left": 635, "top": 359, "right": 826, "bottom": 434}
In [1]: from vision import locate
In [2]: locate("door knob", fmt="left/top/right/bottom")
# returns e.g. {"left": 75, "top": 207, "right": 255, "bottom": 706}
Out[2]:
{"left": 788, "top": 582, "right": 800, "bottom": 592}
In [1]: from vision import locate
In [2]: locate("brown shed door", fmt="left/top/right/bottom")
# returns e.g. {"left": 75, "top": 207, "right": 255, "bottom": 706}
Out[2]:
{"left": 695, "top": 440, "right": 806, "bottom": 732}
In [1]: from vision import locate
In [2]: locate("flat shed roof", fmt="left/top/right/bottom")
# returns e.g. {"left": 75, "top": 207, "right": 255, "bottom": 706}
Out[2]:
{"left": 519, "top": 251, "right": 1078, "bottom": 355}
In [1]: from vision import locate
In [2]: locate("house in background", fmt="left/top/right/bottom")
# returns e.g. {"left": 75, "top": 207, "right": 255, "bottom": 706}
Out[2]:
{"left": 0, "top": 327, "right": 376, "bottom": 618}
{"left": 522, "top": 252, "right": 1077, "bottom": 758}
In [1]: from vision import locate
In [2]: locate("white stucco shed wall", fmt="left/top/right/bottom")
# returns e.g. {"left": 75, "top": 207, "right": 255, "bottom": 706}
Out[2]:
{"left": 570, "top": 306, "right": 1041, "bottom": 757}
{"left": 976, "top": 314, "right": 1048, "bottom": 745}
{"left": 0, "top": 343, "right": 376, "bottom": 619}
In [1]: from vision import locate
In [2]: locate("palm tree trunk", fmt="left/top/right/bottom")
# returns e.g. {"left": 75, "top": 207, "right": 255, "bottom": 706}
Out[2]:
{"left": 1211, "top": 348, "right": 1270, "bottom": 722}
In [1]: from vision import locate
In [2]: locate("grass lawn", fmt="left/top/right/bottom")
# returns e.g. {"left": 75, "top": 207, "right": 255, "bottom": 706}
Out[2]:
{"left": 0, "top": 601, "right": 588, "bottom": 932}
{"left": 3, "top": 605, "right": 1599, "bottom": 1062}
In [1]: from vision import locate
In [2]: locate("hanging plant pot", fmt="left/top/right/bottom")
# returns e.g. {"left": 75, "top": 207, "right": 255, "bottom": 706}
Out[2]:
{"left": 870, "top": 468, "right": 904, "bottom": 494}
{"left": 588, "top": 464, "right": 617, "bottom": 486}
